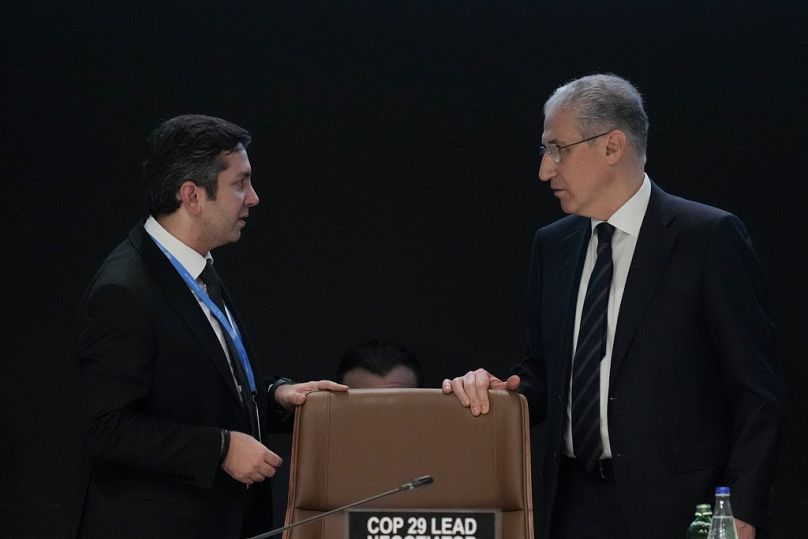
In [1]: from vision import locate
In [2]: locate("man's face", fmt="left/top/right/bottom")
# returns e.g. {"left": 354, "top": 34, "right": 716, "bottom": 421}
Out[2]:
{"left": 538, "top": 108, "right": 610, "bottom": 218}
{"left": 341, "top": 365, "right": 419, "bottom": 388}
{"left": 199, "top": 149, "right": 259, "bottom": 250}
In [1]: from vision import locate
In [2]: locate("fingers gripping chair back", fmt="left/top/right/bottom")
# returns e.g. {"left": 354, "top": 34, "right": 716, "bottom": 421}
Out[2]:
{"left": 283, "top": 388, "right": 533, "bottom": 538}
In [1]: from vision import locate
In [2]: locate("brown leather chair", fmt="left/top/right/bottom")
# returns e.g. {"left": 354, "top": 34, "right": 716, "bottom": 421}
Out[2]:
{"left": 283, "top": 388, "right": 534, "bottom": 538}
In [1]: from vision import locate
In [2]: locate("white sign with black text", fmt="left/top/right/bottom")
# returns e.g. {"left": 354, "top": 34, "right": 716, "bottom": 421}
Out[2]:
{"left": 347, "top": 508, "right": 500, "bottom": 539}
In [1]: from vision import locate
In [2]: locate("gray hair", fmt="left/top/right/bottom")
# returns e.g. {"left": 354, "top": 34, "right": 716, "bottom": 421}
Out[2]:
{"left": 544, "top": 74, "right": 649, "bottom": 164}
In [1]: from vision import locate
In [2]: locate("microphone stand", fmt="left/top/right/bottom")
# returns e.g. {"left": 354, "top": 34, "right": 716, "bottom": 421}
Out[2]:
{"left": 246, "top": 475, "right": 434, "bottom": 539}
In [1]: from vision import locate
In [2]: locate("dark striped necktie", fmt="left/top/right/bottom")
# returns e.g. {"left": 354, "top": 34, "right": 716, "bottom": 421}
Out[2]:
{"left": 571, "top": 222, "right": 614, "bottom": 474}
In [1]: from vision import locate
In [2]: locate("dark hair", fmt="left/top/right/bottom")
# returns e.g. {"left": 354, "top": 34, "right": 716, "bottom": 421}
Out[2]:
{"left": 336, "top": 340, "right": 424, "bottom": 387}
{"left": 142, "top": 114, "right": 252, "bottom": 216}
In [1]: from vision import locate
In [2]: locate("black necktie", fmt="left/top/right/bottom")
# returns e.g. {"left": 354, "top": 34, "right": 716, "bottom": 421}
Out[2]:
{"left": 200, "top": 260, "right": 261, "bottom": 440}
{"left": 571, "top": 222, "right": 614, "bottom": 474}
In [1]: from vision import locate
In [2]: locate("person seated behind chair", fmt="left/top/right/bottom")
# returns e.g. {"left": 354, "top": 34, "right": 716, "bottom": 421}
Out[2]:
{"left": 269, "top": 341, "right": 422, "bottom": 522}
{"left": 336, "top": 340, "right": 423, "bottom": 388}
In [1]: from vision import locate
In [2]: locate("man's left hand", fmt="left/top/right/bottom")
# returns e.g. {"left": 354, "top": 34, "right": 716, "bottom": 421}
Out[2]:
{"left": 274, "top": 380, "right": 348, "bottom": 411}
{"left": 736, "top": 518, "right": 755, "bottom": 539}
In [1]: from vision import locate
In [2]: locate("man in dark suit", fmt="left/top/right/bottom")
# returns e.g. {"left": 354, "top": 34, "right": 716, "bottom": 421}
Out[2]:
{"left": 76, "top": 114, "right": 346, "bottom": 538}
{"left": 442, "top": 74, "right": 783, "bottom": 538}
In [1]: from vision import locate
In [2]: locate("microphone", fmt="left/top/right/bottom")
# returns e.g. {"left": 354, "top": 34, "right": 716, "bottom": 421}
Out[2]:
{"left": 246, "top": 475, "right": 434, "bottom": 539}
{"left": 400, "top": 475, "right": 434, "bottom": 490}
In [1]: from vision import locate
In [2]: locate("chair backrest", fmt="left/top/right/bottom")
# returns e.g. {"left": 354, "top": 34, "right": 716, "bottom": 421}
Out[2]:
{"left": 283, "top": 388, "right": 533, "bottom": 538}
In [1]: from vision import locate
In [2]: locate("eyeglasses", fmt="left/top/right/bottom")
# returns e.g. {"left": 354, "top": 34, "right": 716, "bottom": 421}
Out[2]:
{"left": 539, "top": 130, "right": 612, "bottom": 163}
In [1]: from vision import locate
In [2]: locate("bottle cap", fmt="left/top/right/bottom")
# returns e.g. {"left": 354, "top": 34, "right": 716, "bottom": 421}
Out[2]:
{"left": 715, "top": 486, "right": 731, "bottom": 495}
{"left": 696, "top": 503, "right": 712, "bottom": 513}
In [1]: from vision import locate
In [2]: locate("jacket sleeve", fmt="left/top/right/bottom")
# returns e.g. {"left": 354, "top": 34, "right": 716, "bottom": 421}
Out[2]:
{"left": 703, "top": 213, "right": 785, "bottom": 527}
{"left": 510, "top": 228, "right": 549, "bottom": 427}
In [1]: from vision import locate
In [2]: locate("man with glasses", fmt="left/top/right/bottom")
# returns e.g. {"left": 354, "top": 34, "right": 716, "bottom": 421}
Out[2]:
{"left": 442, "top": 74, "right": 783, "bottom": 538}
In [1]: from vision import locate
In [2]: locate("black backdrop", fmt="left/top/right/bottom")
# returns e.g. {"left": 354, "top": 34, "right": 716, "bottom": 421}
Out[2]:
{"left": 3, "top": 1, "right": 807, "bottom": 536}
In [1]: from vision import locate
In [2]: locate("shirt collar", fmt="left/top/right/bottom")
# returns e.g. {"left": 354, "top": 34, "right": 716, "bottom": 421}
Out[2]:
{"left": 591, "top": 173, "right": 651, "bottom": 238}
{"left": 144, "top": 215, "right": 212, "bottom": 280}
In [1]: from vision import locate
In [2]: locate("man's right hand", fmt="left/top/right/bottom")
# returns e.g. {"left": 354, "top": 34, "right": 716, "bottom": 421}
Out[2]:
{"left": 221, "top": 431, "right": 283, "bottom": 485}
{"left": 441, "top": 368, "right": 520, "bottom": 416}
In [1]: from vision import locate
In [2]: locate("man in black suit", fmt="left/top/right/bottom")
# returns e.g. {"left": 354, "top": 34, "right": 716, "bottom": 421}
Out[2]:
{"left": 442, "top": 74, "right": 784, "bottom": 538}
{"left": 76, "top": 114, "right": 346, "bottom": 538}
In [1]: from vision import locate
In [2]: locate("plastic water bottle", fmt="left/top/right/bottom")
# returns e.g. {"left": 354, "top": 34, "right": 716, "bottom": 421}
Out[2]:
{"left": 706, "top": 486, "right": 738, "bottom": 539}
{"left": 687, "top": 503, "right": 712, "bottom": 538}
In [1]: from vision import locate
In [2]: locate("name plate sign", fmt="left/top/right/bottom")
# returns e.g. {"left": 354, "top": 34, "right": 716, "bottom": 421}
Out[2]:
{"left": 347, "top": 508, "right": 500, "bottom": 539}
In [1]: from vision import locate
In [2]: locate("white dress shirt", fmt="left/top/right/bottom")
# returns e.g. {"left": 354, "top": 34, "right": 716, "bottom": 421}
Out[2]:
{"left": 564, "top": 174, "right": 651, "bottom": 459}
{"left": 143, "top": 216, "right": 241, "bottom": 386}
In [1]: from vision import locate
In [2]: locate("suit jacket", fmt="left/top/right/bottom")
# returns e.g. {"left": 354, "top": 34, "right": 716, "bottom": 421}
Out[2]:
{"left": 76, "top": 223, "right": 281, "bottom": 538}
{"left": 512, "top": 182, "right": 784, "bottom": 538}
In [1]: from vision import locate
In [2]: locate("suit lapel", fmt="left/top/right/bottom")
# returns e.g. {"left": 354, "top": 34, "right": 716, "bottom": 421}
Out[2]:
{"left": 610, "top": 184, "right": 678, "bottom": 382}
{"left": 558, "top": 219, "right": 591, "bottom": 399}
{"left": 131, "top": 225, "right": 244, "bottom": 407}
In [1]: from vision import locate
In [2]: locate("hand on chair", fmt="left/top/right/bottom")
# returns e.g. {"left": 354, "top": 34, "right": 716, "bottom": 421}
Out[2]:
{"left": 274, "top": 379, "right": 348, "bottom": 411}
{"left": 441, "top": 368, "right": 520, "bottom": 416}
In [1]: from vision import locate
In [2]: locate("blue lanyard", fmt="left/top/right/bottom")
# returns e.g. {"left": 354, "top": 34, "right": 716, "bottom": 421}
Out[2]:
{"left": 151, "top": 237, "right": 257, "bottom": 393}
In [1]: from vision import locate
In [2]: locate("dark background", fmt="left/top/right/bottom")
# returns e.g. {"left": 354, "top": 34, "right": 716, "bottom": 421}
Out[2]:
{"left": 3, "top": 1, "right": 806, "bottom": 536}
